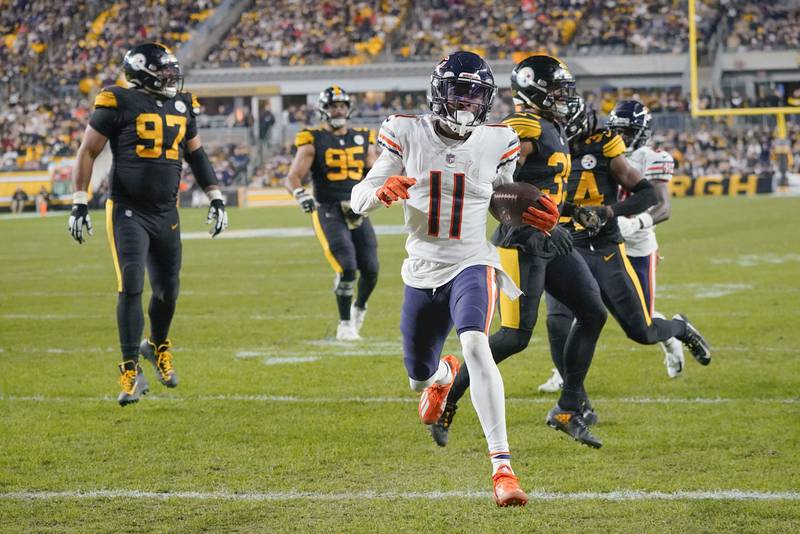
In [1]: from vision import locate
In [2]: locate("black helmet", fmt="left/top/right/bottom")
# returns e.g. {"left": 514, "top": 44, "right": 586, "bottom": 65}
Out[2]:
{"left": 123, "top": 42, "right": 183, "bottom": 98}
{"left": 428, "top": 51, "right": 497, "bottom": 136}
{"left": 565, "top": 95, "right": 597, "bottom": 141}
{"left": 511, "top": 55, "right": 576, "bottom": 121}
{"left": 607, "top": 100, "right": 652, "bottom": 150}
{"left": 318, "top": 85, "right": 352, "bottom": 128}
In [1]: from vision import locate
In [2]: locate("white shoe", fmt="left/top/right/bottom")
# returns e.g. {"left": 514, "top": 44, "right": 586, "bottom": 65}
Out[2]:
{"left": 537, "top": 368, "right": 563, "bottom": 393}
{"left": 336, "top": 321, "right": 361, "bottom": 341}
{"left": 661, "top": 337, "right": 685, "bottom": 378}
{"left": 350, "top": 304, "right": 367, "bottom": 335}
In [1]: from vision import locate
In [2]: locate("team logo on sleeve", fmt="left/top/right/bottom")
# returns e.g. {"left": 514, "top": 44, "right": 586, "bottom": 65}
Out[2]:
{"left": 354, "top": 134, "right": 364, "bottom": 145}
{"left": 174, "top": 100, "right": 186, "bottom": 113}
{"left": 581, "top": 154, "right": 597, "bottom": 169}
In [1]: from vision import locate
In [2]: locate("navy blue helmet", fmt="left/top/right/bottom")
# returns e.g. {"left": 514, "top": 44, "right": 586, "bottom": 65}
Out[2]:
{"left": 123, "top": 43, "right": 183, "bottom": 98}
{"left": 318, "top": 85, "right": 352, "bottom": 128}
{"left": 511, "top": 54, "right": 576, "bottom": 121}
{"left": 428, "top": 51, "right": 497, "bottom": 135}
{"left": 607, "top": 100, "right": 652, "bottom": 150}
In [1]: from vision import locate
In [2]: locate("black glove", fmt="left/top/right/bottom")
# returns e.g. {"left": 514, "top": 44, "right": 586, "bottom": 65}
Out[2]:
{"left": 545, "top": 225, "right": 573, "bottom": 256}
{"left": 206, "top": 198, "right": 228, "bottom": 238}
{"left": 293, "top": 187, "right": 316, "bottom": 213}
{"left": 573, "top": 205, "right": 610, "bottom": 237}
{"left": 68, "top": 202, "right": 93, "bottom": 244}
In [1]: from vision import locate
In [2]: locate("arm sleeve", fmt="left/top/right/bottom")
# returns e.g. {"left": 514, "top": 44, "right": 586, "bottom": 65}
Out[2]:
{"left": 610, "top": 178, "right": 656, "bottom": 216}
{"left": 350, "top": 148, "right": 404, "bottom": 214}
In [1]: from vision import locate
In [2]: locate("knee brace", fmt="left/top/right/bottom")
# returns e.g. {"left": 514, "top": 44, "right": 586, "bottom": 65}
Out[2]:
{"left": 334, "top": 270, "right": 356, "bottom": 296}
{"left": 120, "top": 263, "right": 145, "bottom": 296}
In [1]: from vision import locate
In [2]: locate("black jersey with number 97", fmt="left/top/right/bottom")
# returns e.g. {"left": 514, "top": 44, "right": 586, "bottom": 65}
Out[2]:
{"left": 90, "top": 85, "right": 199, "bottom": 213}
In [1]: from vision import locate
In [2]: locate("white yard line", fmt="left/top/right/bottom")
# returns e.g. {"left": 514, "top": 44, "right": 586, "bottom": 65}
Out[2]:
{"left": 0, "top": 394, "right": 796, "bottom": 404}
{"left": 0, "top": 489, "right": 797, "bottom": 502}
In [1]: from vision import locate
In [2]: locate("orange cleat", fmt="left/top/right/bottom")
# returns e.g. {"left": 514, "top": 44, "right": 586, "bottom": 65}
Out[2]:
{"left": 418, "top": 354, "right": 459, "bottom": 425}
{"left": 492, "top": 465, "right": 528, "bottom": 507}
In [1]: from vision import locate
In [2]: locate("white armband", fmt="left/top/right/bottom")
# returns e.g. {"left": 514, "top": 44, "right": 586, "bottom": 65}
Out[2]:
{"left": 206, "top": 189, "right": 223, "bottom": 201}
{"left": 72, "top": 191, "right": 89, "bottom": 204}
{"left": 636, "top": 212, "right": 654, "bottom": 230}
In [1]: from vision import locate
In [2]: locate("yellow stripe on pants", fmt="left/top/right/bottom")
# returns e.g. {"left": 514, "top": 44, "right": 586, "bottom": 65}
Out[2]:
{"left": 498, "top": 247, "right": 521, "bottom": 329}
{"left": 311, "top": 211, "right": 343, "bottom": 273}
{"left": 105, "top": 199, "right": 123, "bottom": 292}
{"left": 619, "top": 243, "right": 652, "bottom": 326}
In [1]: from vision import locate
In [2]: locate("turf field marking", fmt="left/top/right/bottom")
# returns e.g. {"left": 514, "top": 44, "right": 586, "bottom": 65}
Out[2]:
{"left": 657, "top": 283, "right": 752, "bottom": 299}
{"left": 710, "top": 253, "right": 800, "bottom": 268}
{"left": 1, "top": 395, "right": 796, "bottom": 404}
{"left": 263, "top": 356, "right": 320, "bottom": 365}
{"left": 1, "top": 489, "right": 798, "bottom": 502}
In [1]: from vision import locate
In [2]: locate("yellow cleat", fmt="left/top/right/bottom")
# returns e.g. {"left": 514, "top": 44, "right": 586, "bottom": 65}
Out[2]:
{"left": 140, "top": 339, "right": 179, "bottom": 388}
{"left": 117, "top": 361, "right": 149, "bottom": 407}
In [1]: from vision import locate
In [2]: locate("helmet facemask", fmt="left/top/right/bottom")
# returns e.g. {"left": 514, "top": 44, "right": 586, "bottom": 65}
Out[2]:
{"left": 608, "top": 115, "right": 651, "bottom": 152}
{"left": 124, "top": 48, "right": 184, "bottom": 98}
{"left": 429, "top": 76, "right": 496, "bottom": 137}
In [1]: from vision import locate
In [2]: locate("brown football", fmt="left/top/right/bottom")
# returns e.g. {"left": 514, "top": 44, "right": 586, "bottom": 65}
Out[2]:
{"left": 489, "top": 182, "right": 543, "bottom": 227}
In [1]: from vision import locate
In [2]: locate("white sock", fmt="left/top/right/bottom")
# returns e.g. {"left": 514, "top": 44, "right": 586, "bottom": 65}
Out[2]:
{"left": 459, "top": 330, "right": 511, "bottom": 475}
{"left": 408, "top": 358, "right": 452, "bottom": 392}
{"left": 433, "top": 358, "right": 453, "bottom": 385}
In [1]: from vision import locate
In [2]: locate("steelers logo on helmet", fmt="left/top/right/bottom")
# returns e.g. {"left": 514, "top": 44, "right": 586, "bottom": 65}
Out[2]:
{"left": 427, "top": 51, "right": 497, "bottom": 137}
{"left": 515, "top": 67, "right": 534, "bottom": 88}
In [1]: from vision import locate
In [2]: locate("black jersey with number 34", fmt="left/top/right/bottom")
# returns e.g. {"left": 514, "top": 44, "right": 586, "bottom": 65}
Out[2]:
{"left": 566, "top": 129, "right": 627, "bottom": 247}
{"left": 492, "top": 111, "right": 571, "bottom": 249}
{"left": 89, "top": 86, "right": 199, "bottom": 212}
{"left": 295, "top": 127, "right": 375, "bottom": 203}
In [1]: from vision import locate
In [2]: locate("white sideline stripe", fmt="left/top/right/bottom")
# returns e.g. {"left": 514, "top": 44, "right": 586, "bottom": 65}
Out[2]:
{"left": 0, "top": 395, "right": 796, "bottom": 404}
{"left": 1, "top": 489, "right": 798, "bottom": 502}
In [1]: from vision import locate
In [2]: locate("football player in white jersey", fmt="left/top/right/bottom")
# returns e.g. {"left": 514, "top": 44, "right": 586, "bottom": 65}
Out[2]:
{"left": 607, "top": 100, "right": 711, "bottom": 376}
{"left": 351, "top": 51, "right": 559, "bottom": 507}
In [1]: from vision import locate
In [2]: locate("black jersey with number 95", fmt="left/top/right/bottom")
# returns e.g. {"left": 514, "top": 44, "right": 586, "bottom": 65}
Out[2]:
{"left": 295, "top": 127, "right": 375, "bottom": 203}
{"left": 89, "top": 86, "right": 199, "bottom": 213}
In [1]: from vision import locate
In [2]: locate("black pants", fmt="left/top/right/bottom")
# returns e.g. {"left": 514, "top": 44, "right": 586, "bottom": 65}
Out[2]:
{"left": 106, "top": 199, "right": 181, "bottom": 359}
{"left": 546, "top": 243, "right": 683, "bottom": 348}
{"left": 312, "top": 201, "right": 379, "bottom": 320}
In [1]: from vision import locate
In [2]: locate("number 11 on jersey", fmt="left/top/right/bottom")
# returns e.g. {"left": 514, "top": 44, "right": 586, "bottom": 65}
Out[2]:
{"left": 427, "top": 171, "right": 465, "bottom": 239}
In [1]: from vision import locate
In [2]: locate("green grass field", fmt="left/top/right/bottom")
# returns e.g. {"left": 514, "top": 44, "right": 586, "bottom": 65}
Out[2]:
{"left": 1, "top": 196, "right": 799, "bottom": 533}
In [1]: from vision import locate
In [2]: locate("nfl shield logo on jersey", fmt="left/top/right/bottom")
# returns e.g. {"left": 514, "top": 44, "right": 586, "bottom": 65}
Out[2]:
{"left": 446, "top": 153, "right": 456, "bottom": 165}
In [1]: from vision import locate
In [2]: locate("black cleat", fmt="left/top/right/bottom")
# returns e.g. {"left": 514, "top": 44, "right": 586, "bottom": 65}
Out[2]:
{"left": 429, "top": 402, "right": 458, "bottom": 447}
{"left": 675, "top": 314, "right": 711, "bottom": 365}
{"left": 546, "top": 405, "right": 603, "bottom": 449}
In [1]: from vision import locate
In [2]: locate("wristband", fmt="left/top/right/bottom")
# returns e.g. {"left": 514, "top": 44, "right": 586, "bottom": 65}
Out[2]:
{"left": 72, "top": 191, "right": 88, "bottom": 204}
{"left": 206, "top": 189, "right": 223, "bottom": 201}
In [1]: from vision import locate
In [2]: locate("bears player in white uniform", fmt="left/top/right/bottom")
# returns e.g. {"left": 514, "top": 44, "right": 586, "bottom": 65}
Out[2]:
{"left": 351, "top": 52, "right": 559, "bottom": 507}
{"left": 608, "top": 100, "right": 711, "bottom": 376}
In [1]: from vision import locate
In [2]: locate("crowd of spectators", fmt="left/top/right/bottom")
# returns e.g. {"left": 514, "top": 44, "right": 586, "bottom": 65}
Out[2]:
{"left": 395, "top": 0, "right": 586, "bottom": 61}
{"left": 1, "top": 94, "right": 89, "bottom": 170}
{"left": 721, "top": 2, "right": 800, "bottom": 52}
{"left": 205, "top": 1, "right": 406, "bottom": 67}
{"left": 659, "top": 121, "right": 800, "bottom": 178}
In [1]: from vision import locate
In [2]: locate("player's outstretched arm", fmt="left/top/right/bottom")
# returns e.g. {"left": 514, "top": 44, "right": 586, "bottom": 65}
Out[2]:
{"left": 285, "top": 144, "right": 316, "bottom": 213}
{"left": 185, "top": 135, "right": 228, "bottom": 238}
{"left": 350, "top": 148, "right": 405, "bottom": 214}
{"left": 68, "top": 125, "right": 107, "bottom": 244}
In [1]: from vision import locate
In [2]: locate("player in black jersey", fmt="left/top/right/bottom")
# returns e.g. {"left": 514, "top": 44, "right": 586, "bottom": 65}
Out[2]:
{"left": 543, "top": 97, "right": 711, "bottom": 414}
{"left": 67, "top": 43, "right": 228, "bottom": 406}
{"left": 285, "top": 86, "right": 379, "bottom": 341}
{"left": 435, "top": 55, "right": 607, "bottom": 449}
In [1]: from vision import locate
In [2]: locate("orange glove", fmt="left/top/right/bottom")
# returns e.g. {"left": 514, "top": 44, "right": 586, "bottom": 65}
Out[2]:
{"left": 376, "top": 175, "right": 417, "bottom": 207}
{"left": 521, "top": 194, "right": 559, "bottom": 233}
